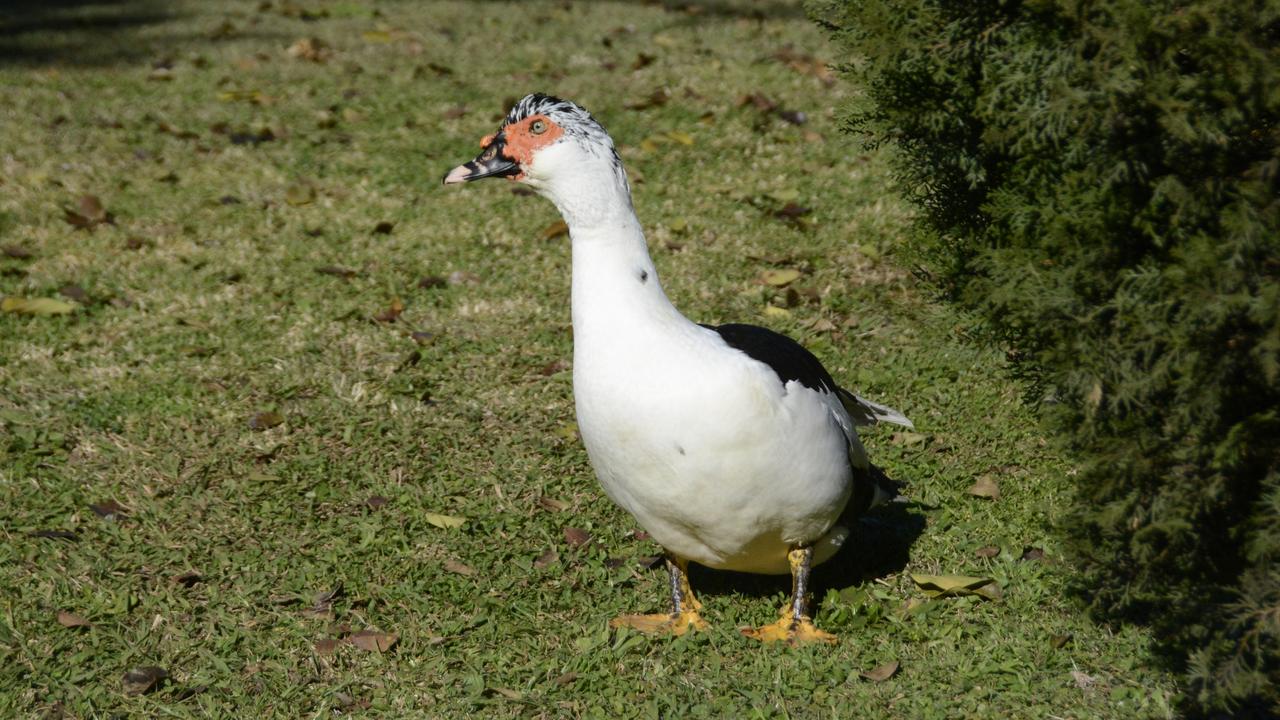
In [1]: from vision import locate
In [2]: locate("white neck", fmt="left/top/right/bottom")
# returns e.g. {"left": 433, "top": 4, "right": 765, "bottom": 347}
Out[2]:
{"left": 525, "top": 150, "right": 686, "bottom": 342}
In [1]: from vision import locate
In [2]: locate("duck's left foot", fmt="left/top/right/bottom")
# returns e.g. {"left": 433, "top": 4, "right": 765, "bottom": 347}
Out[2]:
{"left": 742, "top": 544, "right": 837, "bottom": 645}
{"left": 741, "top": 615, "right": 837, "bottom": 645}
{"left": 611, "top": 610, "right": 708, "bottom": 636}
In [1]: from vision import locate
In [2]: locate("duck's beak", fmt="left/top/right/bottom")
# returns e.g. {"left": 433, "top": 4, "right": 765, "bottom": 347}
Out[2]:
{"left": 442, "top": 132, "right": 520, "bottom": 184}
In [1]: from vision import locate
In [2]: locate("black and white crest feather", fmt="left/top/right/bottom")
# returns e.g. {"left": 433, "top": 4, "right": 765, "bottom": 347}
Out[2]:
{"left": 505, "top": 93, "right": 626, "bottom": 180}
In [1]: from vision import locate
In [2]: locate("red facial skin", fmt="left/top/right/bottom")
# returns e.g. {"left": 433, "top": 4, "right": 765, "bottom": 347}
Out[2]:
{"left": 479, "top": 114, "right": 564, "bottom": 181}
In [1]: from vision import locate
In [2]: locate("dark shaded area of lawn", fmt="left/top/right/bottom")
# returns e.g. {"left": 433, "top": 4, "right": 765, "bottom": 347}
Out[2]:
{"left": 0, "top": 0, "right": 276, "bottom": 67}
{"left": 0, "top": 0, "right": 804, "bottom": 67}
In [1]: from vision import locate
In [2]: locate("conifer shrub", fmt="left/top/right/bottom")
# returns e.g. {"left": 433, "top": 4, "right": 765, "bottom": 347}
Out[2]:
{"left": 815, "top": 0, "right": 1279, "bottom": 714}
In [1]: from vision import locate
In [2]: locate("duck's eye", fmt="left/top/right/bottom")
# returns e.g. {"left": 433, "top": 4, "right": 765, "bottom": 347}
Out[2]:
{"left": 530, "top": 119, "right": 548, "bottom": 135}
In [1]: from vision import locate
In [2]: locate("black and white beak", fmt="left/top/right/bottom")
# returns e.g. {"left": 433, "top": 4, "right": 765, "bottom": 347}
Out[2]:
{"left": 443, "top": 133, "right": 520, "bottom": 184}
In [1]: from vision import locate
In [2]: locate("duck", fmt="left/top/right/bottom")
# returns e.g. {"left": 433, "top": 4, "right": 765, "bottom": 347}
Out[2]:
{"left": 443, "top": 93, "right": 911, "bottom": 644}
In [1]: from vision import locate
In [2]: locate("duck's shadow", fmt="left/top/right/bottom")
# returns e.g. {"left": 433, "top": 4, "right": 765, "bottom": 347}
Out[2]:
{"left": 683, "top": 499, "right": 929, "bottom": 604}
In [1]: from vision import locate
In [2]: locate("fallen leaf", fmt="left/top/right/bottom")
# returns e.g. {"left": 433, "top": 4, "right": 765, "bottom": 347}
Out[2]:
{"left": 533, "top": 548, "right": 559, "bottom": 569}
{"left": 348, "top": 630, "right": 397, "bottom": 653}
{"left": 737, "top": 93, "right": 777, "bottom": 113}
{"left": 29, "top": 529, "right": 78, "bottom": 541}
{"left": 56, "top": 611, "right": 91, "bottom": 628}
{"left": 563, "top": 527, "right": 592, "bottom": 548}
{"left": 89, "top": 500, "right": 127, "bottom": 519}
{"left": 1021, "top": 547, "right": 1045, "bottom": 562}
{"left": 860, "top": 660, "right": 899, "bottom": 682}
{"left": 174, "top": 571, "right": 203, "bottom": 587}
{"left": 122, "top": 666, "right": 168, "bottom": 695}
{"left": 444, "top": 559, "right": 475, "bottom": 576}
{"left": 248, "top": 411, "right": 284, "bottom": 431}
{"left": 538, "top": 359, "right": 569, "bottom": 376}
{"left": 285, "top": 182, "right": 316, "bottom": 206}
{"left": 374, "top": 298, "right": 404, "bottom": 323}
{"left": 631, "top": 52, "right": 656, "bottom": 70}
{"left": 778, "top": 110, "right": 807, "bottom": 125}
{"left": 315, "top": 265, "right": 358, "bottom": 280}
{"left": 539, "top": 219, "right": 570, "bottom": 241}
{"left": 372, "top": 221, "right": 394, "bottom": 235}
{"left": 624, "top": 87, "right": 671, "bottom": 111}
{"left": 447, "top": 270, "right": 480, "bottom": 286}
{"left": 1051, "top": 633, "right": 1073, "bottom": 650}
{"left": 287, "top": 37, "right": 330, "bottom": 62}
{"left": 366, "top": 495, "right": 389, "bottom": 509}
{"left": 538, "top": 496, "right": 569, "bottom": 512}
{"left": 890, "top": 431, "right": 928, "bottom": 448}
{"left": 975, "top": 545, "right": 1000, "bottom": 559}
{"left": 637, "top": 555, "right": 663, "bottom": 569}
{"left": 760, "top": 268, "right": 802, "bottom": 287}
{"left": 968, "top": 475, "right": 1000, "bottom": 500}
{"left": 665, "top": 130, "right": 694, "bottom": 146}
{"left": 314, "top": 638, "right": 340, "bottom": 655}
{"left": 492, "top": 687, "right": 522, "bottom": 700}
{"left": 762, "top": 305, "right": 791, "bottom": 319}
{"left": 1, "top": 297, "right": 76, "bottom": 316}
{"left": 361, "top": 29, "right": 393, "bottom": 43}
{"left": 417, "top": 275, "right": 447, "bottom": 289}
{"left": 424, "top": 512, "right": 465, "bottom": 529}
{"left": 60, "top": 285, "right": 91, "bottom": 303}
{"left": 773, "top": 203, "right": 812, "bottom": 220}
{"left": 910, "top": 574, "right": 1001, "bottom": 600}
{"left": 63, "top": 194, "right": 112, "bottom": 229}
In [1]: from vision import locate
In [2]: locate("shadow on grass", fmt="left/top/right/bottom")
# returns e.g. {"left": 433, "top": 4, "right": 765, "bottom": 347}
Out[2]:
{"left": 686, "top": 494, "right": 928, "bottom": 606}
{"left": 461, "top": 0, "right": 807, "bottom": 20}
{"left": 0, "top": 0, "right": 279, "bottom": 68}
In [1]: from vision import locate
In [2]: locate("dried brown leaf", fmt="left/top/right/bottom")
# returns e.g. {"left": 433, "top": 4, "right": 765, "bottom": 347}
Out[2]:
{"left": 533, "top": 549, "right": 559, "bottom": 569}
{"left": 56, "top": 610, "right": 91, "bottom": 628}
{"left": 89, "top": 500, "right": 127, "bottom": 519}
{"left": 248, "top": 411, "right": 284, "bottom": 430}
{"left": 860, "top": 660, "right": 899, "bottom": 682}
{"left": 314, "top": 638, "right": 340, "bottom": 655}
{"left": 284, "top": 182, "right": 316, "bottom": 206}
{"left": 562, "top": 527, "right": 592, "bottom": 548}
{"left": 444, "top": 559, "right": 476, "bottom": 576}
{"left": 315, "top": 265, "right": 358, "bottom": 280}
{"left": 975, "top": 545, "right": 1000, "bottom": 559}
{"left": 968, "top": 475, "right": 1000, "bottom": 500}
{"left": 347, "top": 630, "right": 398, "bottom": 653}
{"left": 539, "top": 219, "right": 569, "bottom": 241}
{"left": 538, "top": 496, "right": 569, "bottom": 512}
{"left": 122, "top": 666, "right": 168, "bottom": 695}
{"left": 373, "top": 298, "right": 404, "bottom": 323}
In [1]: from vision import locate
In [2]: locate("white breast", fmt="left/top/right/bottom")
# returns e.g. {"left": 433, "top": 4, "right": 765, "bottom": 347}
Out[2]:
{"left": 573, "top": 323, "right": 853, "bottom": 574}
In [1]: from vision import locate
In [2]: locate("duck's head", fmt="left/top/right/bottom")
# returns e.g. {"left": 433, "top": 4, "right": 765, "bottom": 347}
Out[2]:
{"left": 442, "top": 94, "right": 627, "bottom": 203}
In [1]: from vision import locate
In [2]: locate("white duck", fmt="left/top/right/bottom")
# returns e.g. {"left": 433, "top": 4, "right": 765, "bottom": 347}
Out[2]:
{"left": 444, "top": 93, "right": 911, "bottom": 644}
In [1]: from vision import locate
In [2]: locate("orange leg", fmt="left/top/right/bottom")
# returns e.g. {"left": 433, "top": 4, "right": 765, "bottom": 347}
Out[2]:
{"left": 610, "top": 555, "right": 708, "bottom": 636}
{"left": 741, "top": 545, "right": 837, "bottom": 645}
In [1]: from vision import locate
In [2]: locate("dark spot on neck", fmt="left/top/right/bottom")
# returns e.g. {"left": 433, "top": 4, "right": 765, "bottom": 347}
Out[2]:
{"left": 637, "top": 268, "right": 649, "bottom": 284}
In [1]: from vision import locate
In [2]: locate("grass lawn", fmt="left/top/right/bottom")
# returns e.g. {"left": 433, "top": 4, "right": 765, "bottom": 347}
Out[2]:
{"left": 0, "top": 1, "right": 1178, "bottom": 717}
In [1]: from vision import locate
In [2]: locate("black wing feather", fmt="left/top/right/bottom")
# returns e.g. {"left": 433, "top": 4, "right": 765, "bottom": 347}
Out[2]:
{"left": 701, "top": 322, "right": 839, "bottom": 394}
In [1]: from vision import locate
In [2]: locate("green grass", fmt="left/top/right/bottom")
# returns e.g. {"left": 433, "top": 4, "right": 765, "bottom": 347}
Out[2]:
{"left": 0, "top": 1, "right": 1177, "bottom": 717}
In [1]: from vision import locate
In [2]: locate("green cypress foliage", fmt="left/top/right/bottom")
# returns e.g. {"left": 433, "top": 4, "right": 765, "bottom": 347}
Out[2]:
{"left": 816, "top": 0, "right": 1279, "bottom": 714}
